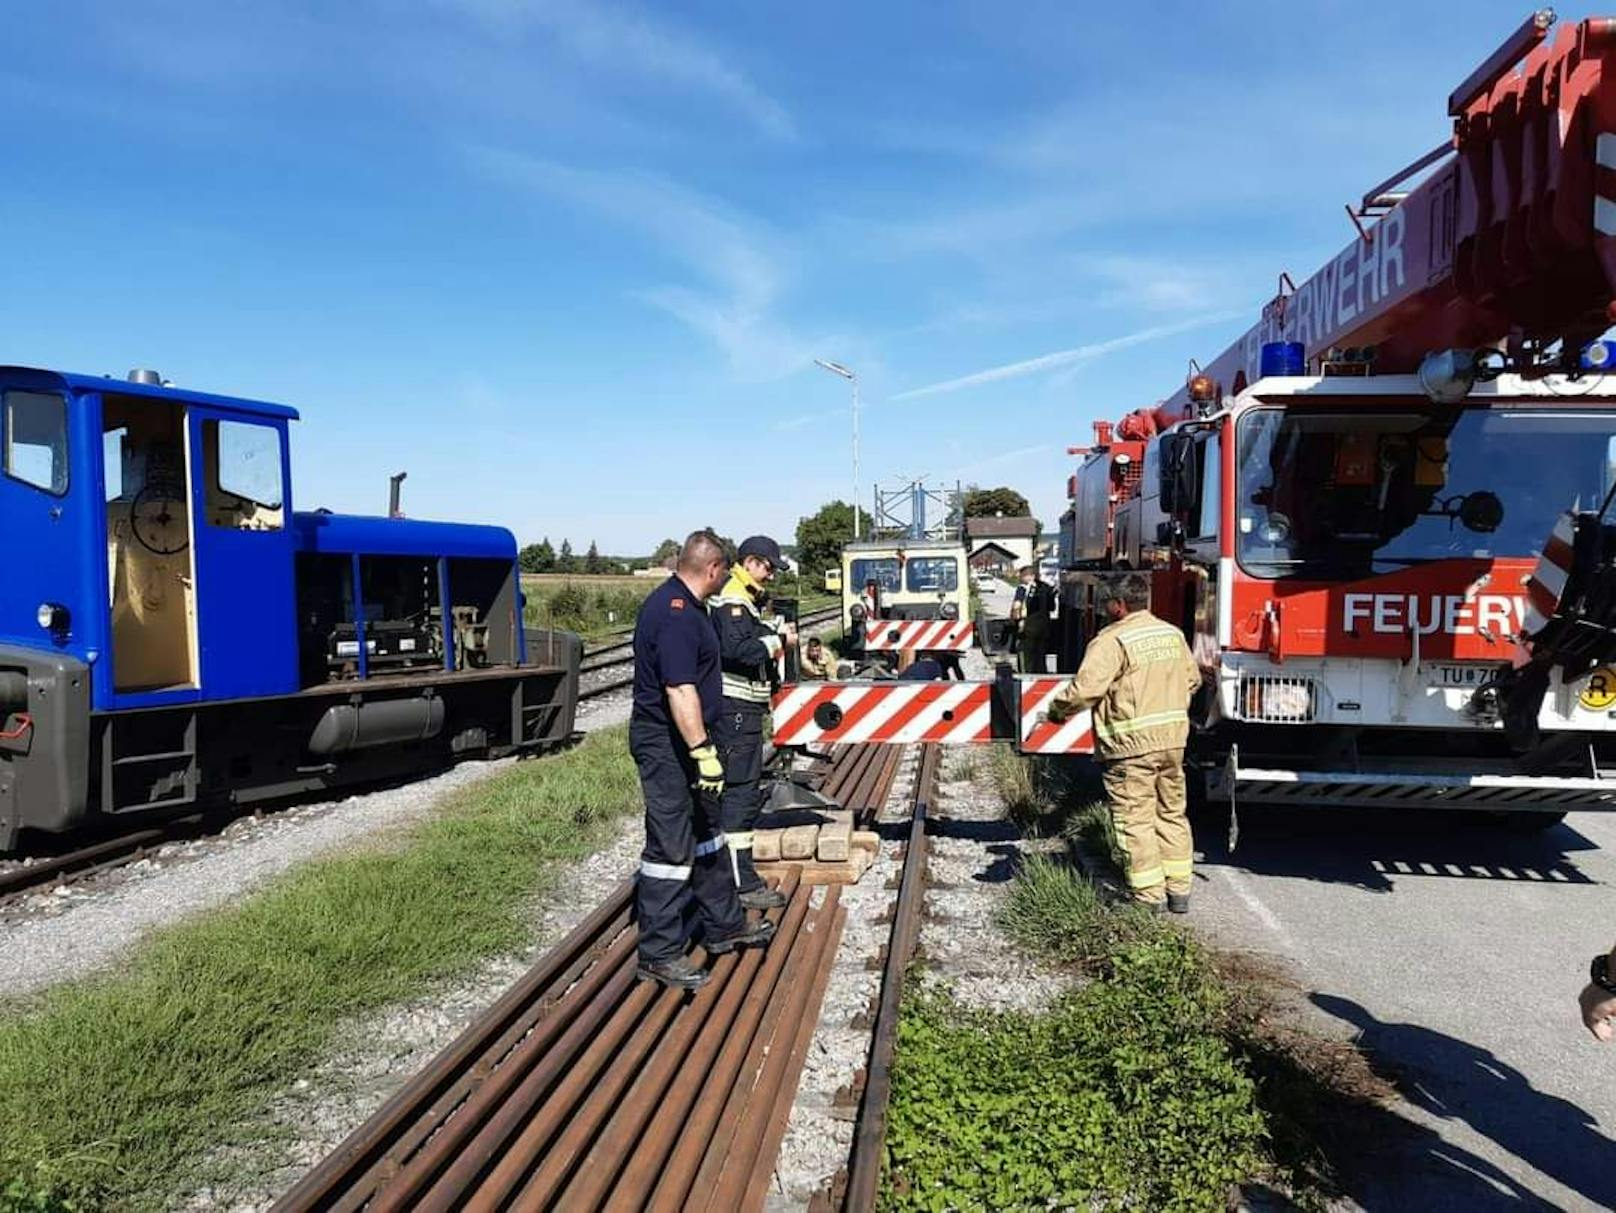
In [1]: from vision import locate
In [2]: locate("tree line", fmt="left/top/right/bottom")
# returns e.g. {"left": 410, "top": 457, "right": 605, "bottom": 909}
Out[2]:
{"left": 518, "top": 528, "right": 739, "bottom": 576}
{"left": 519, "top": 485, "right": 1032, "bottom": 581}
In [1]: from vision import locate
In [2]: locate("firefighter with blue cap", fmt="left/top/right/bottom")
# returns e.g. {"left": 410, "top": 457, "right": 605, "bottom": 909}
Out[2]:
{"left": 711, "top": 534, "right": 798, "bottom": 907}
{"left": 630, "top": 530, "right": 775, "bottom": 991}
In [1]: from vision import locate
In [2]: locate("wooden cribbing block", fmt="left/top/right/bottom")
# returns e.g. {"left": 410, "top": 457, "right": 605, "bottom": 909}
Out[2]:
{"left": 850, "top": 830, "right": 880, "bottom": 857}
{"left": 780, "top": 824, "right": 821, "bottom": 861}
{"left": 816, "top": 812, "right": 854, "bottom": 862}
{"left": 753, "top": 829, "right": 782, "bottom": 862}
{"left": 753, "top": 851, "right": 873, "bottom": 886}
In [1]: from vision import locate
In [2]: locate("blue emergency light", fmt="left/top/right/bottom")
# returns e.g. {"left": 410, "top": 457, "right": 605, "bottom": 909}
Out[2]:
{"left": 1580, "top": 339, "right": 1616, "bottom": 371}
{"left": 1260, "top": 341, "right": 1305, "bottom": 377}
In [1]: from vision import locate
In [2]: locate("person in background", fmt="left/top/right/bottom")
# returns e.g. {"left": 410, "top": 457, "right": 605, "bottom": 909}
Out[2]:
{"left": 630, "top": 531, "right": 775, "bottom": 991}
{"left": 799, "top": 634, "right": 836, "bottom": 679}
{"left": 1012, "top": 563, "right": 1054, "bottom": 674}
{"left": 859, "top": 578, "right": 883, "bottom": 620}
{"left": 897, "top": 653, "right": 945, "bottom": 681}
{"left": 1044, "top": 574, "right": 1201, "bottom": 913}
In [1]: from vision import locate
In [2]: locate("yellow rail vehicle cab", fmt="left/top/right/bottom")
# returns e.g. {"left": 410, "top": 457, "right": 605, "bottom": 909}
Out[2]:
{"left": 823, "top": 567, "right": 843, "bottom": 594}
{"left": 840, "top": 540, "right": 967, "bottom": 633}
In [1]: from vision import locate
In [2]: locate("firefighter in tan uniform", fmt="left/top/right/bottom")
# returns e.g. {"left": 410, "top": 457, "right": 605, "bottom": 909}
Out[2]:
{"left": 1045, "top": 575, "right": 1202, "bottom": 912}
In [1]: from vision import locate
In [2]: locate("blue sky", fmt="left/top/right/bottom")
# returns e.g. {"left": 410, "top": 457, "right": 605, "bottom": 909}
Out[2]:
{"left": 2, "top": 1, "right": 1590, "bottom": 552}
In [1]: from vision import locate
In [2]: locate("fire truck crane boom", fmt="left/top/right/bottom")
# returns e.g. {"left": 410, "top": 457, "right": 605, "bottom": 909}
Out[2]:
{"left": 1160, "top": 12, "right": 1616, "bottom": 422}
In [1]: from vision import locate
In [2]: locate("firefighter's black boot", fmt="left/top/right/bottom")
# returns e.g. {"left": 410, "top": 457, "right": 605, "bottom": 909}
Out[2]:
{"left": 707, "top": 918, "right": 777, "bottom": 954}
{"left": 739, "top": 886, "right": 787, "bottom": 911}
{"left": 637, "top": 955, "right": 710, "bottom": 991}
{"left": 1167, "top": 891, "right": 1191, "bottom": 915}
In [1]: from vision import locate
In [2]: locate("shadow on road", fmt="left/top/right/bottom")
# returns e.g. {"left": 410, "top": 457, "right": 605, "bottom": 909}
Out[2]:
{"left": 1308, "top": 992, "right": 1615, "bottom": 1209}
{"left": 1194, "top": 803, "right": 1601, "bottom": 892}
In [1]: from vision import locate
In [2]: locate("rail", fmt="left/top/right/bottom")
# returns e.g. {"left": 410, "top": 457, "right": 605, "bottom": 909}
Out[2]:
{"left": 273, "top": 742, "right": 929, "bottom": 1211}
{"left": 579, "top": 606, "right": 844, "bottom": 703}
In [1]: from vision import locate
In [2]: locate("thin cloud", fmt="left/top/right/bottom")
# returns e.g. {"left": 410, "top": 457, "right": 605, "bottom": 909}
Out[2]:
{"left": 890, "top": 312, "right": 1245, "bottom": 402}
{"left": 471, "top": 147, "right": 813, "bottom": 381}
{"left": 443, "top": 0, "right": 794, "bottom": 140}
{"left": 954, "top": 443, "right": 1054, "bottom": 476}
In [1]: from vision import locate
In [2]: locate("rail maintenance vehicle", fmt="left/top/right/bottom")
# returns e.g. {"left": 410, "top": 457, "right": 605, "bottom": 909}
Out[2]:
{"left": 839, "top": 481, "right": 974, "bottom": 669}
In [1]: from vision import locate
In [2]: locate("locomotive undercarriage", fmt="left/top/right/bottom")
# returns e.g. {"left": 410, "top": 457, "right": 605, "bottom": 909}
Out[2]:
{"left": 0, "top": 631, "right": 580, "bottom": 849}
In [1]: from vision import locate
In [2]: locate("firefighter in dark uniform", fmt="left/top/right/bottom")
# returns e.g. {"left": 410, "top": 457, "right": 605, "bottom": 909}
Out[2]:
{"left": 711, "top": 535, "right": 798, "bottom": 907}
{"left": 631, "top": 531, "right": 775, "bottom": 991}
{"left": 1013, "top": 564, "right": 1054, "bottom": 674}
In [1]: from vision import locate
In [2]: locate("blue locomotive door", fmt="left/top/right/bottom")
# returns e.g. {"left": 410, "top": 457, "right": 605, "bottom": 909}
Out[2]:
{"left": 187, "top": 410, "right": 298, "bottom": 700}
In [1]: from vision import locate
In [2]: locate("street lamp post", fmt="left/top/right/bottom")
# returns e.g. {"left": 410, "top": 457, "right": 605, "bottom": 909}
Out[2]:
{"left": 814, "top": 358, "right": 859, "bottom": 540}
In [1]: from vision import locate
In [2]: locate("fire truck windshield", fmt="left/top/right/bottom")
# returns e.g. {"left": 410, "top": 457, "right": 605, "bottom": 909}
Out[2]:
{"left": 1235, "top": 405, "right": 1616, "bottom": 579}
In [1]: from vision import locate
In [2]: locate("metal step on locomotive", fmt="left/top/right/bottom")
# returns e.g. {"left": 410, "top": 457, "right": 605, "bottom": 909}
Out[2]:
{"left": 0, "top": 366, "right": 580, "bottom": 849}
{"left": 774, "top": 10, "right": 1616, "bottom": 825}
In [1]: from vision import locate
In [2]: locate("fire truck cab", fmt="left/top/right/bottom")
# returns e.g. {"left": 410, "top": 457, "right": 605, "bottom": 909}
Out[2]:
{"left": 1058, "top": 369, "right": 1616, "bottom": 817}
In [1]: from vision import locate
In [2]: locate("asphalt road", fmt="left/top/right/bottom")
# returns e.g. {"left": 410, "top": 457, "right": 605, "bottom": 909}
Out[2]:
{"left": 1190, "top": 801, "right": 1616, "bottom": 1210}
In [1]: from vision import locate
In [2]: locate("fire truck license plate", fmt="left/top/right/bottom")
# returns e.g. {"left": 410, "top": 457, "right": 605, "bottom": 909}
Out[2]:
{"left": 1430, "top": 665, "right": 1488, "bottom": 688}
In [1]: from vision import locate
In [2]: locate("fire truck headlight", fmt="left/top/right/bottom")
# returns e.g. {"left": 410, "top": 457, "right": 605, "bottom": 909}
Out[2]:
{"left": 36, "top": 603, "right": 69, "bottom": 633}
{"left": 941, "top": 601, "right": 959, "bottom": 619}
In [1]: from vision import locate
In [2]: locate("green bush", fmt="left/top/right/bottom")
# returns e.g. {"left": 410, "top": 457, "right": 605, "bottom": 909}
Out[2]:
{"left": 885, "top": 933, "right": 1267, "bottom": 1211}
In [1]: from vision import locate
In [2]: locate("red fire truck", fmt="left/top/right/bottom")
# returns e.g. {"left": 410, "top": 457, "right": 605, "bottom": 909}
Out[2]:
{"left": 770, "top": 11, "right": 1616, "bottom": 821}
{"left": 1053, "top": 10, "right": 1616, "bottom": 822}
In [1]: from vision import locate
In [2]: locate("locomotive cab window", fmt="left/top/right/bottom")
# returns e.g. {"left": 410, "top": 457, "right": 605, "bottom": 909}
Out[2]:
{"left": 203, "top": 420, "right": 285, "bottom": 531}
{"left": 905, "top": 557, "right": 959, "bottom": 593}
{"left": 3, "top": 389, "right": 69, "bottom": 495}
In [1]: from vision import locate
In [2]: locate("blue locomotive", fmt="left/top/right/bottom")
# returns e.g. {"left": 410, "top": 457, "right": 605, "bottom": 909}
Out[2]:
{"left": 0, "top": 367, "right": 580, "bottom": 848}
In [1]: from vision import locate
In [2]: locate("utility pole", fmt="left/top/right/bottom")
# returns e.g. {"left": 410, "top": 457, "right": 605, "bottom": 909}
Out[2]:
{"left": 814, "top": 359, "right": 860, "bottom": 540}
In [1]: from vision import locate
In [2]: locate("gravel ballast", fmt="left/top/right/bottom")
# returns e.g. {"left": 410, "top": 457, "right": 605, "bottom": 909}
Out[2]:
{"left": 762, "top": 652, "right": 1073, "bottom": 1209}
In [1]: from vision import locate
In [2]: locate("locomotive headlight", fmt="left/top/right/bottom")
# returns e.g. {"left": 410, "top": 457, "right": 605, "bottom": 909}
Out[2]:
{"left": 940, "top": 602, "right": 959, "bottom": 619}
{"left": 37, "top": 602, "right": 69, "bottom": 633}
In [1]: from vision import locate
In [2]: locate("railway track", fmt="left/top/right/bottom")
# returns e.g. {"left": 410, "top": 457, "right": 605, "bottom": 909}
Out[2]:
{"left": 579, "top": 605, "right": 843, "bottom": 703}
{"left": 274, "top": 742, "right": 940, "bottom": 1212}
{"left": 0, "top": 606, "right": 841, "bottom": 906}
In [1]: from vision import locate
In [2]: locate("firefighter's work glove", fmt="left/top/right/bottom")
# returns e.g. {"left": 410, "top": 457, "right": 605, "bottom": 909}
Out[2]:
{"left": 691, "top": 742, "right": 725, "bottom": 795}
{"left": 1045, "top": 698, "right": 1075, "bottom": 725}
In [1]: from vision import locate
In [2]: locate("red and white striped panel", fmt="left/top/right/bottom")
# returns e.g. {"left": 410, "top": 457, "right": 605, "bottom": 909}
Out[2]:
{"left": 862, "top": 619, "right": 975, "bottom": 652}
{"left": 1017, "top": 676, "right": 1095, "bottom": 755}
{"left": 770, "top": 681, "right": 992, "bottom": 746}
{"left": 1522, "top": 511, "right": 1574, "bottom": 638}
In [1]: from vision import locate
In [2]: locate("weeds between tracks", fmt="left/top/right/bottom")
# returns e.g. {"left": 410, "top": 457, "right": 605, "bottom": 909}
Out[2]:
{"left": 0, "top": 728, "right": 640, "bottom": 1212}
{"left": 879, "top": 745, "right": 1378, "bottom": 1212}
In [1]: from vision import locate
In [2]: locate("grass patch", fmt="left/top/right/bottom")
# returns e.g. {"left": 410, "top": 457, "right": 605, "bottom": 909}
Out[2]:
{"left": 998, "top": 852, "right": 1164, "bottom": 971}
{"left": 984, "top": 744, "right": 1124, "bottom": 868}
{"left": 522, "top": 575, "right": 836, "bottom": 644}
{"left": 524, "top": 578, "right": 656, "bottom": 641}
{"left": 885, "top": 930, "right": 1267, "bottom": 1211}
{"left": 883, "top": 748, "right": 1375, "bottom": 1209}
{"left": 0, "top": 728, "right": 640, "bottom": 1210}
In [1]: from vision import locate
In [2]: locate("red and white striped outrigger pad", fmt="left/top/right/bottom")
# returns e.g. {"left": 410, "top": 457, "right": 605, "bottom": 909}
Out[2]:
{"left": 861, "top": 619, "right": 975, "bottom": 652}
{"left": 769, "top": 676, "right": 1095, "bottom": 753}
{"left": 1016, "top": 676, "right": 1095, "bottom": 755}
{"left": 770, "top": 681, "right": 992, "bottom": 746}
{"left": 1521, "top": 511, "right": 1574, "bottom": 639}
